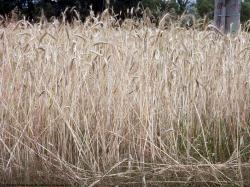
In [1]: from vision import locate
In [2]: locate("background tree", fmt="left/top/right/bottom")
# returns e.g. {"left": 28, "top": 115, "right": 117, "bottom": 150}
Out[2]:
{"left": 196, "top": 0, "right": 214, "bottom": 19}
{"left": 110, "top": 0, "right": 140, "bottom": 18}
{"left": 166, "top": 0, "right": 179, "bottom": 13}
{"left": 176, "top": 0, "right": 190, "bottom": 14}
{"left": 141, "top": 0, "right": 166, "bottom": 13}
{"left": 0, "top": 0, "right": 250, "bottom": 24}
{"left": 241, "top": 0, "right": 250, "bottom": 23}
{"left": 37, "top": 0, "right": 59, "bottom": 19}
{"left": 21, "top": 0, "right": 37, "bottom": 20}
{"left": 0, "top": 0, "right": 17, "bottom": 16}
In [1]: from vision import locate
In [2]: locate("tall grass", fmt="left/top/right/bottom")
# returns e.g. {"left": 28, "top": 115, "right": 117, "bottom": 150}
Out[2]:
{"left": 0, "top": 15, "right": 250, "bottom": 186}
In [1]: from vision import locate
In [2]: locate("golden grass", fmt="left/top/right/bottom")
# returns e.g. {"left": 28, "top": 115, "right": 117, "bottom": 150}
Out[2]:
{"left": 0, "top": 16, "right": 250, "bottom": 186}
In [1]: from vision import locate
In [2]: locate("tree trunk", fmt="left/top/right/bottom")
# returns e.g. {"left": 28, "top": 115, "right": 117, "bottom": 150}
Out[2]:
{"left": 214, "top": 0, "right": 241, "bottom": 33}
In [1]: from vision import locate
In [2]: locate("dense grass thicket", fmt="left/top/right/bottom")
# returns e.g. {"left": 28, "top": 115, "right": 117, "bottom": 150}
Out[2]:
{"left": 1, "top": 15, "right": 250, "bottom": 186}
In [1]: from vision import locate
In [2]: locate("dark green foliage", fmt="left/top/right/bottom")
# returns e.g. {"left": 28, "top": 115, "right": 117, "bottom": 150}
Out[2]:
{"left": 177, "top": 0, "right": 190, "bottom": 13}
{"left": 37, "top": 0, "right": 59, "bottom": 18}
{"left": 0, "top": 0, "right": 17, "bottom": 16}
{"left": 0, "top": 0, "right": 178, "bottom": 21}
{"left": 112, "top": 0, "right": 139, "bottom": 11}
{"left": 141, "top": 0, "right": 166, "bottom": 13}
{"left": 0, "top": 0, "right": 250, "bottom": 24}
{"left": 196, "top": 0, "right": 214, "bottom": 18}
{"left": 20, "top": 0, "right": 37, "bottom": 20}
{"left": 241, "top": 0, "right": 250, "bottom": 23}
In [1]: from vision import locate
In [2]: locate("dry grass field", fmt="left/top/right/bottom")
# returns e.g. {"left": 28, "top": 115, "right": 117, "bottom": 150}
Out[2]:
{"left": 1, "top": 14, "right": 250, "bottom": 186}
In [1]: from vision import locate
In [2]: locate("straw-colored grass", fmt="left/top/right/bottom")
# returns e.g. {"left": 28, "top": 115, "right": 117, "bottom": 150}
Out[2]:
{"left": 0, "top": 15, "right": 250, "bottom": 186}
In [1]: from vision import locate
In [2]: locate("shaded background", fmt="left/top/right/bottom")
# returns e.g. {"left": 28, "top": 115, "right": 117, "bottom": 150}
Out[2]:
{"left": 0, "top": 0, "right": 250, "bottom": 24}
